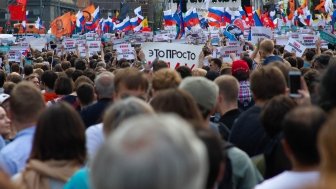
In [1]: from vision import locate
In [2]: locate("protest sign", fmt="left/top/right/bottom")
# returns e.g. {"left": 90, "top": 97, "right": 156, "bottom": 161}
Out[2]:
{"left": 62, "top": 38, "right": 76, "bottom": 52}
{"left": 299, "top": 34, "right": 318, "bottom": 48}
{"left": 141, "top": 42, "right": 203, "bottom": 69}
{"left": 251, "top": 26, "right": 273, "bottom": 44}
{"left": 284, "top": 38, "right": 307, "bottom": 57}
{"left": 85, "top": 33, "right": 99, "bottom": 41}
{"left": 213, "top": 45, "right": 243, "bottom": 62}
{"left": 8, "top": 50, "right": 21, "bottom": 62}
{"left": 320, "top": 31, "right": 336, "bottom": 45}
{"left": 86, "top": 40, "right": 101, "bottom": 56}
{"left": 112, "top": 39, "right": 127, "bottom": 45}
{"left": 274, "top": 35, "right": 289, "bottom": 46}
{"left": 28, "top": 38, "right": 47, "bottom": 51}
{"left": 114, "top": 43, "right": 135, "bottom": 60}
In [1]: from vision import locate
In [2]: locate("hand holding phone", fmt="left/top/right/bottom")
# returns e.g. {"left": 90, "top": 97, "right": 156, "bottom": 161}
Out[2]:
{"left": 289, "top": 70, "right": 301, "bottom": 98}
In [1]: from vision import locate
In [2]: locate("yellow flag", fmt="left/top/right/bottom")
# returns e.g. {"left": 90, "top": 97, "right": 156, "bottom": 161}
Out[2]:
{"left": 141, "top": 18, "right": 148, "bottom": 27}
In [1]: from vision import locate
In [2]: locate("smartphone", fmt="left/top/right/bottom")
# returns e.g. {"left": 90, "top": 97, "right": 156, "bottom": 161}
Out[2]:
{"left": 288, "top": 71, "right": 301, "bottom": 98}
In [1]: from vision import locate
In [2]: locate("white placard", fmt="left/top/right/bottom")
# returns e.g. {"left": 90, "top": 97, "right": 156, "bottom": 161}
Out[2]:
{"left": 141, "top": 42, "right": 203, "bottom": 69}
{"left": 114, "top": 43, "right": 135, "bottom": 60}
{"left": 62, "top": 39, "right": 77, "bottom": 52}
{"left": 8, "top": 50, "right": 21, "bottom": 62}
{"left": 28, "top": 38, "right": 47, "bottom": 51}
{"left": 251, "top": 26, "right": 273, "bottom": 45}
{"left": 213, "top": 45, "right": 243, "bottom": 63}
{"left": 274, "top": 35, "right": 289, "bottom": 46}
{"left": 284, "top": 38, "right": 307, "bottom": 57}
{"left": 299, "top": 34, "right": 318, "bottom": 48}
{"left": 86, "top": 41, "right": 101, "bottom": 56}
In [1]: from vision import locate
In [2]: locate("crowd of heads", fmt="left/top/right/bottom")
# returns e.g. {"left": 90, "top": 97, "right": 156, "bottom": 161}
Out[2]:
{"left": 0, "top": 37, "right": 334, "bottom": 189}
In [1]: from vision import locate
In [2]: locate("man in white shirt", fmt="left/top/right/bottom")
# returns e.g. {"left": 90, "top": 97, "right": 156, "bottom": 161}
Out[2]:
{"left": 255, "top": 106, "right": 327, "bottom": 189}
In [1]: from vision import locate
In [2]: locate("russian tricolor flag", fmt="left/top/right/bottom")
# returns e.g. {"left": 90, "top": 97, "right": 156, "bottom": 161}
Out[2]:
{"left": 163, "top": 9, "right": 176, "bottom": 26}
{"left": 92, "top": 6, "right": 100, "bottom": 23}
{"left": 85, "top": 21, "right": 98, "bottom": 31}
{"left": 184, "top": 8, "right": 199, "bottom": 27}
{"left": 208, "top": 7, "right": 224, "bottom": 22}
{"left": 76, "top": 11, "right": 85, "bottom": 28}
{"left": 115, "top": 17, "right": 132, "bottom": 31}
{"left": 130, "top": 16, "right": 139, "bottom": 28}
{"left": 134, "top": 6, "right": 144, "bottom": 20}
{"left": 102, "top": 17, "right": 114, "bottom": 33}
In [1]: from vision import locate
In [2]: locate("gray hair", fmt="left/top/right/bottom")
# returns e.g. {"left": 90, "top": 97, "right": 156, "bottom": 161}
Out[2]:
{"left": 94, "top": 71, "right": 114, "bottom": 99}
{"left": 103, "top": 97, "right": 155, "bottom": 136}
{"left": 91, "top": 114, "right": 208, "bottom": 189}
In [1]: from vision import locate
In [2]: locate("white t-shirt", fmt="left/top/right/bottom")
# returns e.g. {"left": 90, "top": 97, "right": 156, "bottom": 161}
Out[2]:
{"left": 85, "top": 123, "right": 104, "bottom": 161}
{"left": 254, "top": 171, "right": 319, "bottom": 189}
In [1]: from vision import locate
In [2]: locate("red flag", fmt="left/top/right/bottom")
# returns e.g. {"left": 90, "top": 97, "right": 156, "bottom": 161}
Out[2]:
{"left": 16, "top": 0, "right": 27, "bottom": 5}
{"left": 8, "top": 4, "right": 26, "bottom": 21}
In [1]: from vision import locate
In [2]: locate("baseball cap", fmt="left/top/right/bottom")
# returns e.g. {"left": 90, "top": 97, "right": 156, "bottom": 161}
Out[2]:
{"left": 179, "top": 77, "right": 219, "bottom": 111}
{"left": 231, "top": 60, "right": 249, "bottom": 76}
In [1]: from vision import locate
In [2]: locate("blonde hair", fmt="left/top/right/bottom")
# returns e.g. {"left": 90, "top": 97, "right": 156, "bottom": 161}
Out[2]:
{"left": 192, "top": 68, "right": 207, "bottom": 77}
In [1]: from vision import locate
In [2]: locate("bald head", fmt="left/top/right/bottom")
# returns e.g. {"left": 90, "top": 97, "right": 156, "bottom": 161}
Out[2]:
{"left": 214, "top": 75, "right": 239, "bottom": 103}
{"left": 94, "top": 71, "right": 115, "bottom": 99}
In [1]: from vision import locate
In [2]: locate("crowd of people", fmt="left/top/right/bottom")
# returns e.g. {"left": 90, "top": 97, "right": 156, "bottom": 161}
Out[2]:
{"left": 0, "top": 35, "right": 335, "bottom": 189}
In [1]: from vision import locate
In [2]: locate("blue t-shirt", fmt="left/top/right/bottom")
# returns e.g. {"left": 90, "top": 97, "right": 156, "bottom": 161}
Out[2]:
{"left": 63, "top": 168, "right": 91, "bottom": 189}
{"left": 263, "top": 55, "right": 284, "bottom": 65}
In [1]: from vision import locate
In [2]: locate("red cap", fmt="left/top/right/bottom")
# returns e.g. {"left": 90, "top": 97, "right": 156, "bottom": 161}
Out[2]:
{"left": 231, "top": 60, "right": 249, "bottom": 75}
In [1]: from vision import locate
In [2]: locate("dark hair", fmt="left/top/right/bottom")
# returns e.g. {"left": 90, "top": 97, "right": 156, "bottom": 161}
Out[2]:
{"left": 72, "top": 70, "right": 84, "bottom": 82}
{"left": 0, "top": 70, "right": 6, "bottom": 88}
{"left": 24, "top": 65, "right": 33, "bottom": 76}
{"left": 41, "top": 70, "right": 58, "bottom": 90}
{"left": 74, "top": 58, "right": 87, "bottom": 71}
{"left": 30, "top": 102, "right": 86, "bottom": 164}
{"left": 232, "top": 70, "right": 249, "bottom": 81}
{"left": 241, "top": 56, "right": 253, "bottom": 70}
{"left": 54, "top": 76, "right": 74, "bottom": 95}
{"left": 196, "top": 129, "right": 225, "bottom": 189}
{"left": 318, "top": 63, "right": 336, "bottom": 112}
{"left": 250, "top": 66, "right": 286, "bottom": 100}
{"left": 261, "top": 95, "right": 297, "bottom": 137}
{"left": 10, "top": 63, "right": 20, "bottom": 74}
{"left": 303, "top": 69, "right": 320, "bottom": 95}
{"left": 205, "top": 71, "right": 219, "bottom": 81}
{"left": 89, "top": 59, "right": 97, "bottom": 69}
{"left": 152, "top": 60, "right": 168, "bottom": 72}
{"left": 304, "top": 50, "right": 315, "bottom": 62}
{"left": 83, "top": 68, "right": 96, "bottom": 82}
{"left": 282, "top": 106, "right": 326, "bottom": 166}
{"left": 53, "top": 64, "right": 63, "bottom": 72}
{"left": 76, "top": 83, "right": 95, "bottom": 106}
{"left": 176, "top": 66, "right": 192, "bottom": 78}
{"left": 285, "top": 57, "right": 297, "bottom": 68}
{"left": 61, "top": 61, "right": 71, "bottom": 71}
{"left": 283, "top": 52, "right": 294, "bottom": 59}
{"left": 41, "top": 64, "right": 50, "bottom": 71}
{"left": 211, "top": 58, "right": 222, "bottom": 68}
{"left": 313, "top": 54, "right": 331, "bottom": 71}
{"left": 150, "top": 89, "right": 204, "bottom": 126}
{"left": 296, "top": 57, "right": 304, "bottom": 69}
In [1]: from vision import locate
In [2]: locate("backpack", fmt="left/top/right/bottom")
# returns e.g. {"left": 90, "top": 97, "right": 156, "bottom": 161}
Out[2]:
{"left": 218, "top": 142, "right": 234, "bottom": 189}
